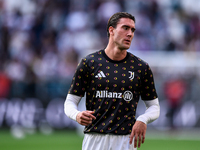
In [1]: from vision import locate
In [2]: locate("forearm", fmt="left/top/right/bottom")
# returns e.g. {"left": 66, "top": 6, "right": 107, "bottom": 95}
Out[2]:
{"left": 64, "top": 94, "right": 82, "bottom": 121}
{"left": 136, "top": 98, "right": 160, "bottom": 124}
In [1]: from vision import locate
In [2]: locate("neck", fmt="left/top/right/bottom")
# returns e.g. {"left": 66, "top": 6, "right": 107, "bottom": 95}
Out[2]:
{"left": 104, "top": 45, "right": 127, "bottom": 61}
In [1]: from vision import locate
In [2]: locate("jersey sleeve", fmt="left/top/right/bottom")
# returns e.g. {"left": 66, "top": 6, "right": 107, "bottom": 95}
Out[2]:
{"left": 140, "top": 64, "right": 158, "bottom": 101}
{"left": 68, "top": 58, "right": 90, "bottom": 97}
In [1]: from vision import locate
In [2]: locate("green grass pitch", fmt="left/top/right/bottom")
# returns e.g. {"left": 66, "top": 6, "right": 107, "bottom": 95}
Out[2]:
{"left": 0, "top": 129, "right": 199, "bottom": 150}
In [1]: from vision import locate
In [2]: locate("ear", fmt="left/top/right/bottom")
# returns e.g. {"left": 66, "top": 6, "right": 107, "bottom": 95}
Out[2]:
{"left": 109, "top": 26, "right": 115, "bottom": 36}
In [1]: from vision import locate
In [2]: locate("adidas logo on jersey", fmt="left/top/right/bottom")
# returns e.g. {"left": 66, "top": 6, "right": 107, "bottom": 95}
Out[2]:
{"left": 95, "top": 71, "right": 106, "bottom": 78}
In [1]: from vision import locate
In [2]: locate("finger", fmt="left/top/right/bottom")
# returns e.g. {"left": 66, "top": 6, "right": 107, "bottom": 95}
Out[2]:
{"left": 78, "top": 115, "right": 93, "bottom": 125}
{"left": 83, "top": 111, "right": 95, "bottom": 120}
{"left": 129, "top": 135, "right": 133, "bottom": 144}
{"left": 84, "top": 111, "right": 96, "bottom": 118}
{"left": 86, "top": 111, "right": 96, "bottom": 120}
{"left": 80, "top": 122, "right": 90, "bottom": 126}
{"left": 142, "top": 132, "right": 145, "bottom": 144}
{"left": 129, "top": 130, "right": 135, "bottom": 144}
{"left": 79, "top": 113, "right": 92, "bottom": 120}
{"left": 80, "top": 119, "right": 92, "bottom": 126}
{"left": 129, "top": 136, "right": 133, "bottom": 145}
{"left": 86, "top": 110, "right": 95, "bottom": 114}
{"left": 134, "top": 134, "right": 138, "bottom": 148}
{"left": 138, "top": 134, "right": 142, "bottom": 148}
{"left": 88, "top": 114, "right": 96, "bottom": 120}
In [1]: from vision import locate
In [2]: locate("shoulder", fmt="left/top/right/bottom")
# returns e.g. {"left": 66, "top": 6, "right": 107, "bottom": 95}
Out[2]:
{"left": 128, "top": 52, "right": 149, "bottom": 67}
{"left": 84, "top": 50, "right": 103, "bottom": 59}
{"left": 82, "top": 49, "right": 104, "bottom": 65}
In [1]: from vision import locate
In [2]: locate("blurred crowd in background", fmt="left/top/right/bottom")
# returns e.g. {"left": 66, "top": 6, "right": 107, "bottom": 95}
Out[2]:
{"left": 0, "top": 0, "right": 200, "bottom": 126}
{"left": 0, "top": 0, "right": 200, "bottom": 131}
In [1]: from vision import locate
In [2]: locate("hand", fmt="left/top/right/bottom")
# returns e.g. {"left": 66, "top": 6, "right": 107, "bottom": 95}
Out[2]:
{"left": 76, "top": 110, "right": 96, "bottom": 126}
{"left": 129, "top": 121, "right": 147, "bottom": 148}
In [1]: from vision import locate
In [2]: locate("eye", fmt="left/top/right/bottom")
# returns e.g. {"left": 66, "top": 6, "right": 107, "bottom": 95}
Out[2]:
{"left": 131, "top": 28, "right": 136, "bottom": 33}
{"left": 123, "top": 26, "right": 128, "bottom": 30}
{"left": 123, "top": 26, "right": 129, "bottom": 30}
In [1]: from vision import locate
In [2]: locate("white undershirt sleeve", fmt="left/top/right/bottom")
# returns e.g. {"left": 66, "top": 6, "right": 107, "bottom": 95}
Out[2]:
{"left": 136, "top": 98, "right": 160, "bottom": 124}
{"left": 64, "top": 94, "right": 82, "bottom": 121}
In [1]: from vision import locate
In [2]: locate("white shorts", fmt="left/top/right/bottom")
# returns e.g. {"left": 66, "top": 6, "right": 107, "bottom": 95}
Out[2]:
{"left": 82, "top": 133, "right": 136, "bottom": 150}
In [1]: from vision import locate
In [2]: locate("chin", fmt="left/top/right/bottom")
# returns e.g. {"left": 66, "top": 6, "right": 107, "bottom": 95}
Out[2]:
{"left": 122, "top": 46, "right": 130, "bottom": 50}
{"left": 119, "top": 44, "right": 130, "bottom": 51}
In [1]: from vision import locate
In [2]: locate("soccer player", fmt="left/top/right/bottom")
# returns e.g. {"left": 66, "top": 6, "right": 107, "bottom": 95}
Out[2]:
{"left": 64, "top": 12, "right": 160, "bottom": 150}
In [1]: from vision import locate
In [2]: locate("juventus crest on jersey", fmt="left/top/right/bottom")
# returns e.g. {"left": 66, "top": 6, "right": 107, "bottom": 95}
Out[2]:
{"left": 68, "top": 49, "right": 157, "bottom": 135}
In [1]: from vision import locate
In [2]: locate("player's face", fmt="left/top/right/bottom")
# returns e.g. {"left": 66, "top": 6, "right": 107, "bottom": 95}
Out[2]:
{"left": 112, "top": 18, "right": 135, "bottom": 50}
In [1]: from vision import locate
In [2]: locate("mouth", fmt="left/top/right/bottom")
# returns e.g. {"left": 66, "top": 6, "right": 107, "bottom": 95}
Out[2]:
{"left": 124, "top": 39, "right": 131, "bottom": 44}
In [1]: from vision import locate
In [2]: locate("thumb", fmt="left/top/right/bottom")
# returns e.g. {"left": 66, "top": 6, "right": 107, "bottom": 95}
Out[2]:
{"left": 86, "top": 110, "right": 96, "bottom": 119}
{"left": 86, "top": 110, "right": 95, "bottom": 114}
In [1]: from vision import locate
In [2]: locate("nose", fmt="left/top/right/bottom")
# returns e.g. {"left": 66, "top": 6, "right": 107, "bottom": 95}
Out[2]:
{"left": 127, "top": 30, "right": 134, "bottom": 37}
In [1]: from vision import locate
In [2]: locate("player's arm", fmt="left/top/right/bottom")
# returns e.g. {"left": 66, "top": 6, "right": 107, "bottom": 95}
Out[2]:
{"left": 64, "top": 94, "right": 96, "bottom": 126}
{"left": 137, "top": 98, "right": 160, "bottom": 124}
{"left": 130, "top": 98, "right": 160, "bottom": 148}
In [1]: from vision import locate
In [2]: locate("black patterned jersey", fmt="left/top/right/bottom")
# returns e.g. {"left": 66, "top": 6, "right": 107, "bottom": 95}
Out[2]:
{"left": 68, "top": 49, "right": 158, "bottom": 135}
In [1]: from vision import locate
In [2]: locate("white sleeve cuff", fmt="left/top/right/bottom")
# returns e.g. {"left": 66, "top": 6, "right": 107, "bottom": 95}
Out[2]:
{"left": 136, "top": 98, "right": 160, "bottom": 124}
{"left": 64, "top": 94, "right": 82, "bottom": 121}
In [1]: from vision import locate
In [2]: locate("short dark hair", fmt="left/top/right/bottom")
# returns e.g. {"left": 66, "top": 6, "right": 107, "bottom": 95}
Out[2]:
{"left": 107, "top": 12, "right": 136, "bottom": 37}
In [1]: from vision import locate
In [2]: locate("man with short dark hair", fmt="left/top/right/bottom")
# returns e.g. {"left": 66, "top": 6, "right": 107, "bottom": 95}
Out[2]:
{"left": 64, "top": 12, "right": 160, "bottom": 150}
